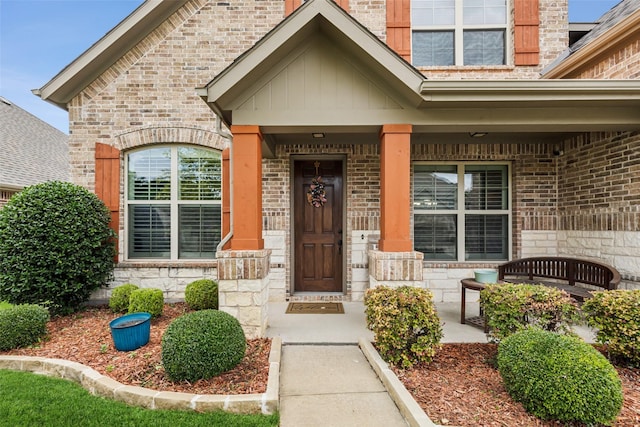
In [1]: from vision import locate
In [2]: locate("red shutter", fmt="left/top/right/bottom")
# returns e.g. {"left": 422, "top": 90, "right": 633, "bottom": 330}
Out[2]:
{"left": 386, "top": 0, "right": 411, "bottom": 62}
{"left": 514, "top": 0, "right": 540, "bottom": 66}
{"left": 285, "top": 0, "right": 349, "bottom": 16}
{"left": 95, "top": 143, "right": 121, "bottom": 262}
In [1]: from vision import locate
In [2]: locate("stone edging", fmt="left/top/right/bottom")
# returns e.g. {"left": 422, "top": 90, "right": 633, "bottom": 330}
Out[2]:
{"left": 359, "top": 338, "right": 439, "bottom": 427}
{"left": 0, "top": 336, "right": 281, "bottom": 415}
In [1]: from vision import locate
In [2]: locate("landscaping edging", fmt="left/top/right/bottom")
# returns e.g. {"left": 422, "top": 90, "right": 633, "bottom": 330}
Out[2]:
{"left": 0, "top": 336, "right": 281, "bottom": 415}
{"left": 359, "top": 338, "right": 438, "bottom": 427}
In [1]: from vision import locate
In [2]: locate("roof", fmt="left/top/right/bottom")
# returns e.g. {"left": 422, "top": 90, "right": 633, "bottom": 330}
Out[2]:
{"left": 0, "top": 97, "right": 69, "bottom": 190}
{"left": 543, "top": 0, "right": 640, "bottom": 77}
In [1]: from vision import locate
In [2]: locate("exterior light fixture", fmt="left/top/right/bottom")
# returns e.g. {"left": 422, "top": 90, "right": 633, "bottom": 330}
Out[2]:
{"left": 312, "top": 132, "right": 325, "bottom": 138}
{"left": 469, "top": 132, "right": 488, "bottom": 138}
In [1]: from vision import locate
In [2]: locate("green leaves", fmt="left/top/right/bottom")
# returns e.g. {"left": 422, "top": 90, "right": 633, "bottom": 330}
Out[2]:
{"left": 365, "top": 286, "right": 442, "bottom": 368}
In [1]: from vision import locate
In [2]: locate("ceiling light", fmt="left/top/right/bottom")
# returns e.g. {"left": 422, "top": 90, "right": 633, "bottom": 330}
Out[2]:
{"left": 312, "top": 132, "right": 325, "bottom": 138}
{"left": 469, "top": 132, "right": 488, "bottom": 138}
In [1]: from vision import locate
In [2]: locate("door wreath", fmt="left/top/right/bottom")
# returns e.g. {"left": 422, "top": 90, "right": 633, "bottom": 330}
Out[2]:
{"left": 307, "top": 176, "right": 327, "bottom": 207}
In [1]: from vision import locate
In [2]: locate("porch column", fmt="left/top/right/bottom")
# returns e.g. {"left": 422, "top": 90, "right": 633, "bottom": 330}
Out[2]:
{"left": 229, "top": 125, "right": 264, "bottom": 250}
{"left": 369, "top": 124, "right": 424, "bottom": 291}
{"left": 379, "top": 124, "right": 412, "bottom": 252}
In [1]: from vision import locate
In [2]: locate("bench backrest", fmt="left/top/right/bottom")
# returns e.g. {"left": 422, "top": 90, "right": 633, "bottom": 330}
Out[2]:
{"left": 498, "top": 257, "right": 620, "bottom": 290}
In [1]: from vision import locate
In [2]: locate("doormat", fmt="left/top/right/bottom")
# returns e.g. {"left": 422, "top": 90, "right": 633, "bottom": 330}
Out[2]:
{"left": 285, "top": 302, "right": 344, "bottom": 314}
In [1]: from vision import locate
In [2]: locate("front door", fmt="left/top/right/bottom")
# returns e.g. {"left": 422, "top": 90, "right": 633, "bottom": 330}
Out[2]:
{"left": 294, "top": 160, "right": 343, "bottom": 292}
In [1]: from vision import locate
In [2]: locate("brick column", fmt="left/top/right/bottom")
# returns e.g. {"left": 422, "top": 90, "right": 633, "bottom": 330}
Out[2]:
{"left": 230, "top": 125, "right": 264, "bottom": 250}
{"left": 379, "top": 124, "right": 412, "bottom": 252}
{"left": 217, "top": 249, "right": 271, "bottom": 339}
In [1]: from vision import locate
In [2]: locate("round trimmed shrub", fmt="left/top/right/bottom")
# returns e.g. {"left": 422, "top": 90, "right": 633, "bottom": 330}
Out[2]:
{"left": 0, "top": 304, "right": 50, "bottom": 351}
{"left": 128, "top": 288, "right": 164, "bottom": 318}
{"left": 109, "top": 284, "right": 139, "bottom": 313}
{"left": 365, "top": 285, "right": 442, "bottom": 368}
{"left": 0, "top": 181, "right": 115, "bottom": 315}
{"left": 161, "top": 310, "right": 246, "bottom": 382}
{"left": 184, "top": 279, "right": 218, "bottom": 310}
{"left": 497, "top": 328, "right": 623, "bottom": 425}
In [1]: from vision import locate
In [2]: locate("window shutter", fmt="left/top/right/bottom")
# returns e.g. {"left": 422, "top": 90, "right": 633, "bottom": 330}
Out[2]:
{"left": 514, "top": 0, "right": 539, "bottom": 65}
{"left": 386, "top": 0, "right": 411, "bottom": 62}
{"left": 285, "top": 0, "right": 349, "bottom": 16}
{"left": 95, "top": 143, "right": 120, "bottom": 261}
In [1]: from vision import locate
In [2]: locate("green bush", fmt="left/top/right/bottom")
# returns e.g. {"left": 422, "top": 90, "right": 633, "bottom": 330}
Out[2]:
{"left": 0, "top": 304, "right": 50, "bottom": 351}
{"left": 184, "top": 279, "right": 218, "bottom": 310}
{"left": 497, "top": 328, "right": 623, "bottom": 425}
{"left": 583, "top": 289, "right": 640, "bottom": 366}
{"left": 364, "top": 285, "right": 442, "bottom": 368}
{"left": 161, "top": 310, "right": 246, "bottom": 381}
{"left": 128, "top": 288, "right": 164, "bottom": 318}
{"left": 481, "top": 283, "right": 580, "bottom": 342}
{"left": 108, "top": 284, "right": 139, "bottom": 313}
{"left": 0, "top": 181, "right": 115, "bottom": 315}
{"left": 0, "top": 301, "right": 12, "bottom": 311}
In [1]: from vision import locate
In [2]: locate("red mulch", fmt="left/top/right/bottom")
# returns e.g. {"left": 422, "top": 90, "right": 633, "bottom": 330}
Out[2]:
{"left": 1, "top": 303, "right": 271, "bottom": 395}
{"left": 2, "top": 306, "right": 638, "bottom": 426}
{"left": 394, "top": 343, "right": 640, "bottom": 427}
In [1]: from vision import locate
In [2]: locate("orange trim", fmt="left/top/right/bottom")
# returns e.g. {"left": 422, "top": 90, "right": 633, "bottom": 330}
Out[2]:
{"left": 95, "top": 143, "right": 120, "bottom": 262}
{"left": 386, "top": 0, "right": 411, "bottom": 62}
{"left": 378, "top": 124, "right": 413, "bottom": 252}
{"left": 229, "top": 125, "right": 264, "bottom": 250}
{"left": 221, "top": 148, "right": 231, "bottom": 250}
{"left": 514, "top": 0, "right": 540, "bottom": 65}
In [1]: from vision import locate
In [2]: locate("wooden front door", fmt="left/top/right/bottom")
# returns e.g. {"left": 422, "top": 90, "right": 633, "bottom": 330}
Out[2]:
{"left": 294, "top": 160, "right": 343, "bottom": 292}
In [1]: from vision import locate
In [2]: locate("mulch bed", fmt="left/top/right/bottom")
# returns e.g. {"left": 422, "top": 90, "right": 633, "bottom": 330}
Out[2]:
{"left": 1, "top": 303, "right": 271, "bottom": 395}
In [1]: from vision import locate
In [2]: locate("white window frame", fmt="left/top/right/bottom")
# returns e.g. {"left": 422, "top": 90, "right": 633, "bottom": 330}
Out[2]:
{"left": 411, "top": 0, "right": 511, "bottom": 66}
{"left": 412, "top": 161, "right": 512, "bottom": 262}
{"left": 124, "top": 145, "right": 222, "bottom": 261}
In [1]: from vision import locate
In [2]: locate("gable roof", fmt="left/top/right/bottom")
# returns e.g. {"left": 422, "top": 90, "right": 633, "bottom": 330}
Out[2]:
{"left": 543, "top": 0, "right": 640, "bottom": 78}
{"left": 0, "top": 97, "right": 69, "bottom": 190}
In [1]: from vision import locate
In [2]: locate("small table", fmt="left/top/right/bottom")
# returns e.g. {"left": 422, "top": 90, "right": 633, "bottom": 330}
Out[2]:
{"left": 460, "top": 278, "right": 491, "bottom": 331}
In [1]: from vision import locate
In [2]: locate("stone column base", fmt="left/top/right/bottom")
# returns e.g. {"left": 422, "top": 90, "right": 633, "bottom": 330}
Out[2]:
{"left": 368, "top": 250, "right": 424, "bottom": 289}
{"left": 216, "top": 249, "right": 271, "bottom": 339}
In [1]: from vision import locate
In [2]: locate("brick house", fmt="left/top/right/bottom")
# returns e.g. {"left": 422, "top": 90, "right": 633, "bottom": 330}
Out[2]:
{"left": 0, "top": 97, "right": 69, "bottom": 207}
{"left": 35, "top": 0, "right": 640, "bottom": 337}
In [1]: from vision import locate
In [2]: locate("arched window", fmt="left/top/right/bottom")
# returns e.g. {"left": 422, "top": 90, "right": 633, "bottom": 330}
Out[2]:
{"left": 126, "top": 145, "right": 221, "bottom": 260}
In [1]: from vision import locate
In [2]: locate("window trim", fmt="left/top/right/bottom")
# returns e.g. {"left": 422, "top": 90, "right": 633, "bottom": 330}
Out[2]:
{"left": 124, "top": 144, "right": 222, "bottom": 261}
{"left": 412, "top": 161, "right": 512, "bottom": 262}
{"left": 410, "top": 0, "right": 512, "bottom": 67}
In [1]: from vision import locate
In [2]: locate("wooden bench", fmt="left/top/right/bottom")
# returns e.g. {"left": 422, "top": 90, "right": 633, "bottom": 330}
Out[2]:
{"left": 460, "top": 257, "right": 621, "bottom": 328}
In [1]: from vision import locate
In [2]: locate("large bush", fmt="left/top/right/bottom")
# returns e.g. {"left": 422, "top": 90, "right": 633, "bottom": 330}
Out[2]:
{"left": 184, "top": 279, "right": 218, "bottom": 310}
{"left": 161, "top": 310, "right": 246, "bottom": 382}
{"left": 0, "top": 304, "right": 50, "bottom": 351}
{"left": 583, "top": 289, "right": 640, "bottom": 366}
{"left": 128, "top": 288, "right": 164, "bottom": 318}
{"left": 481, "top": 283, "right": 580, "bottom": 342}
{"left": 365, "top": 285, "right": 442, "bottom": 368}
{"left": 0, "top": 182, "right": 115, "bottom": 314}
{"left": 109, "top": 284, "right": 139, "bottom": 313}
{"left": 498, "top": 328, "right": 623, "bottom": 425}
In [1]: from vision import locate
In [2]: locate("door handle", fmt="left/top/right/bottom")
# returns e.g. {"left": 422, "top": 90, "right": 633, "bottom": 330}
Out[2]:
{"left": 338, "top": 239, "right": 342, "bottom": 254}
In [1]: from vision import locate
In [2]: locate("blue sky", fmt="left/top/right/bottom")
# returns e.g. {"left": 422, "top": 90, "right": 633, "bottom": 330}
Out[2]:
{"left": 0, "top": 0, "right": 622, "bottom": 134}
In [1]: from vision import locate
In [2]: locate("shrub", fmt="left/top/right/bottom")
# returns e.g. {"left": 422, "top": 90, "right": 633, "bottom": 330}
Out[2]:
{"left": 364, "top": 285, "right": 442, "bottom": 368}
{"left": 0, "top": 304, "right": 50, "bottom": 351}
{"left": 497, "top": 328, "right": 623, "bottom": 425}
{"left": 0, "top": 301, "right": 12, "bottom": 311}
{"left": 161, "top": 310, "right": 246, "bottom": 381}
{"left": 0, "top": 181, "right": 115, "bottom": 315}
{"left": 583, "top": 289, "right": 640, "bottom": 366}
{"left": 128, "top": 288, "right": 164, "bottom": 318}
{"left": 184, "top": 279, "right": 218, "bottom": 310}
{"left": 481, "top": 283, "right": 580, "bottom": 342}
{"left": 109, "top": 284, "right": 139, "bottom": 313}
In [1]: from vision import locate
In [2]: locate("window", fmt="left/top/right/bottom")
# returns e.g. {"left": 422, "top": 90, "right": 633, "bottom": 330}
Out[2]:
{"left": 413, "top": 163, "right": 510, "bottom": 261}
{"left": 411, "top": 0, "right": 507, "bottom": 66}
{"left": 126, "top": 146, "right": 222, "bottom": 260}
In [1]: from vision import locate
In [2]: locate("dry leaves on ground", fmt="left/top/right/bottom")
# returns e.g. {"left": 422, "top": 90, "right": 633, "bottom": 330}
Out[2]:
{"left": 1, "top": 303, "right": 271, "bottom": 395}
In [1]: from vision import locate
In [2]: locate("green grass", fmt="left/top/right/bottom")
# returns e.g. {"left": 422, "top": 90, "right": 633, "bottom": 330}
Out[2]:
{"left": 0, "top": 370, "right": 279, "bottom": 427}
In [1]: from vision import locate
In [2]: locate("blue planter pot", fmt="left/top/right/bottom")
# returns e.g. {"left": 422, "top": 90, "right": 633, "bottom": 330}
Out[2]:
{"left": 109, "top": 312, "right": 152, "bottom": 351}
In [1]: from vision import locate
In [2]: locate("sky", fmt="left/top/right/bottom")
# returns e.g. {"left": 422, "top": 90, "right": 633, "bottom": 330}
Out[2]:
{"left": 0, "top": 0, "right": 623, "bottom": 134}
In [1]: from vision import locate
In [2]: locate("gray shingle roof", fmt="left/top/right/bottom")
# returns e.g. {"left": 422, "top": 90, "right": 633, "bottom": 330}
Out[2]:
{"left": 0, "top": 96, "right": 69, "bottom": 189}
{"left": 570, "top": 0, "right": 639, "bottom": 53}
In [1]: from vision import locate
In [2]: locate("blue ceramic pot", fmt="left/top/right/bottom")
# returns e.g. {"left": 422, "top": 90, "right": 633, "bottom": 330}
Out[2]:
{"left": 109, "top": 312, "right": 151, "bottom": 351}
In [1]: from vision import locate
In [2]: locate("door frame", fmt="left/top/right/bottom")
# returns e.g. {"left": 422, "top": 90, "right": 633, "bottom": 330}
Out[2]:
{"left": 290, "top": 154, "right": 347, "bottom": 295}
